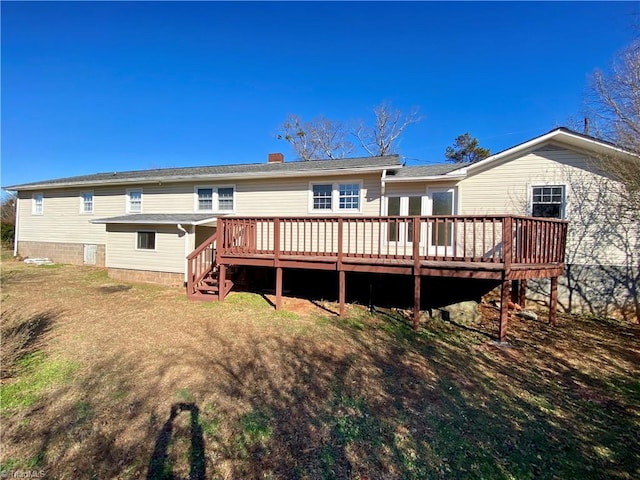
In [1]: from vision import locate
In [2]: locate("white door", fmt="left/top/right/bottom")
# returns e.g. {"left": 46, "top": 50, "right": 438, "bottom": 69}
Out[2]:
{"left": 83, "top": 244, "right": 97, "bottom": 265}
{"left": 426, "top": 188, "right": 455, "bottom": 255}
{"left": 386, "top": 196, "right": 425, "bottom": 255}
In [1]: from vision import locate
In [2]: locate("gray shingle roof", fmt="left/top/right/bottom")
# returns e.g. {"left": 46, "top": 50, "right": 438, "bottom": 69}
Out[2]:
{"left": 388, "top": 163, "right": 468, "bottom": 178}
{"left": 92, "top": 213, "right": 219, "bottom": 225}
{"left": 6, "top": 155, "right": 401, "bottom": 190}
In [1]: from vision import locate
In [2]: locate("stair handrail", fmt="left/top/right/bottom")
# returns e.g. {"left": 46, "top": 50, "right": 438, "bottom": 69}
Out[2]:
{"left": 187, "top": 232, "right": 218, "bottom": 295}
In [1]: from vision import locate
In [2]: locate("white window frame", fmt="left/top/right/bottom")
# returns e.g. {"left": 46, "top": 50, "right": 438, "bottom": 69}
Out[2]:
{"left": 80, "top": 191, "right": 94, "bottom": 214}
{"left": 426, "top": 187, "right": 457, "bottom": 255}
{"left": 135, "top": 230, "right": 157, "bottom": 251}
{"left": 127, "top": 189, "right": 143, "bottom": 214}
{"left": 308, "top": 181, "right": 363, "bottom": 214}
{"left": 530, "top": 184, "right": 566, "bottom": 219}
{"left": 194, "top": 185, "right": 236, "bottom": 213}
{"left": 32, "top": 193, "right": 44, "bottom": 215}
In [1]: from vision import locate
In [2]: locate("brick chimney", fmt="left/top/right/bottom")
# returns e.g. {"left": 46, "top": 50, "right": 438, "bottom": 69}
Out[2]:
{"left": 268, "top": 153, "right": 284, "bottom": 163}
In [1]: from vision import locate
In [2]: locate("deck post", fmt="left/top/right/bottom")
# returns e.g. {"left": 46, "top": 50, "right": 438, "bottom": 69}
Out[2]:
{"left": 412, "top": 216, "right": 421, "bottom": 331}
{"left": 413, "top": 274, "right": 421, "bottom": 331}
{"left": 549, "top": 276, "right": 558, "bottom": 325}
{"left": 338, "top": 218, "right": 345, "bottom": 316}
{"left": 339, "top": 270, "right": 346, "bottom": 317}
{"left": 499, "top": 275, "right": 509, "bottom": 343}
{"left": 275, "top": 266, "right": 283, "bottom": 310}
{"left": 519, "top": 279, "right": 527, "bottom": 308}
{"left": 218, "top": 264, "right": 226, "bottom": 302}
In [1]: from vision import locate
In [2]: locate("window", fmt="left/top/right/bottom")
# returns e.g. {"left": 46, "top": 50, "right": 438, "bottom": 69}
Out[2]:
{"left": 532, "top": 185, "right": 565, "bottom": 218}
{"left": 218, "top": 187, "right": 234, "bottom": 211}
{"left": 136, "top": 231, "right": 156, "bottom": 250}
{"left": 127, "top": 189, "right": 142, "bottom": 213}
{"left": 310, "top": 182, "right": 362, "bottom": 212}
{"left": 80, "top": 192, "right": 93, "bottom": 214}
{"left": 197, "top": 188, "right": 213, "bottom": 211}
{"left": 195, "top": 186, "right": 235, "bottom": 212}
{"left": 32, "top": 193, "right": 44, "bottom": 215}
{"left": 339, "top": 184, "right": 360, "bottom": 210}
{"left": 312, "top": 184, "right": 333, "bottom": 210}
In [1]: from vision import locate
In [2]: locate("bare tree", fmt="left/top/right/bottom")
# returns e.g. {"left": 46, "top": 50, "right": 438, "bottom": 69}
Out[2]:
{"left": 278, "top": 102, "right": 421, "bottom": 160}
{"left": 587, "top": 39, "right": 640, "bottom": 216}
{"left": 354, "top": 101, "right": 422, "bottom": 157}
{"left": 277, "top": 114, "right": 354, "bottom": 161}
{"left": 583, "top": 39, "right": 640, "bottom": 323}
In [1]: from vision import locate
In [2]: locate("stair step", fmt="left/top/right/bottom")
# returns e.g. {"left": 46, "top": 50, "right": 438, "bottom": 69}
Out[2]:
{"left": 196, "top": 285, "right": 219, "bottom": 292}
{"left": 188, "top": 292, "right": 220, "bottom": 302}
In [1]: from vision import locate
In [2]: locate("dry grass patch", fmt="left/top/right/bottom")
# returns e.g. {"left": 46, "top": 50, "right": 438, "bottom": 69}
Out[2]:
{"left": 1, "top": 255, "right": 639, "bottom": 479}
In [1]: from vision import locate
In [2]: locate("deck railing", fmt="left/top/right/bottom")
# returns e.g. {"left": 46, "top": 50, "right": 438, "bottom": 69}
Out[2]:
{"left": 217, "top": 215, "right": 567, "bottom": 266}
{"left": 186, "top": 232, "right": 217, "bottom": 294}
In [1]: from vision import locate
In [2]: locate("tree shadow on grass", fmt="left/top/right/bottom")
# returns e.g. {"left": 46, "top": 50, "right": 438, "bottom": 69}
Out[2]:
{"left": 3, "top": 307, "right": 638, "bottom": 479}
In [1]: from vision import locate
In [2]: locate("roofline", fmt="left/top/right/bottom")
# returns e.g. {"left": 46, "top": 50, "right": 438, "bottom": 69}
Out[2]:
{"left": 448, "top": 127, "right": 638, "bottom": 175}
{"left": 4, "top": 163, "right": 398, "bottom": 191}
{"left": 91, "top": 216, "right": 219, "bottom": 226}
{"left": 383, "top": 172, "right": 467, "bottom": 183}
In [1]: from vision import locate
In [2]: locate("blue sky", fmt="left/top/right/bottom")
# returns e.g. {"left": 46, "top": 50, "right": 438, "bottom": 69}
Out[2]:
{"left": 1, "top": 1, "right": 637, "bottom": 189}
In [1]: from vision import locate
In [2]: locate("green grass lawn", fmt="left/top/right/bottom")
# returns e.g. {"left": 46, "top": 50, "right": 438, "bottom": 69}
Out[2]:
{"left": 1, "top": 255, "right": 639, "bottom": 479}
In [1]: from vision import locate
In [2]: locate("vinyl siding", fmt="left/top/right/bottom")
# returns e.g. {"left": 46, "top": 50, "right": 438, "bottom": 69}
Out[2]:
{"left": 106, "top": 224, "right": 186, "bottom": 273}
{"left": 457, "top": 145, "right": 631, "bottom": 265}
{"left": 17, "top": 186, "right": 123, "bottom": 244}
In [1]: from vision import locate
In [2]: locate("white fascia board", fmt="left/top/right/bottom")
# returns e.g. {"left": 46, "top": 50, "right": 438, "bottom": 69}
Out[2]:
{"left": 383, "top": 172, "right": 467, "bottom": 183}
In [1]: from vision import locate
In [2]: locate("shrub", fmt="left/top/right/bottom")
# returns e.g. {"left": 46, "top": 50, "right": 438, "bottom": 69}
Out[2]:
{"left": 1, "top": 222, "right": 14, "bottom": 245}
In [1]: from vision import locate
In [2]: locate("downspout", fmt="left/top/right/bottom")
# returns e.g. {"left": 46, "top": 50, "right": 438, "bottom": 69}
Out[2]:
{"left": 177, "top": 223, "right": 189, "bottom": 285}
{"left": 13, "top": 194, "right": 19, "bottom": 257}
{"left": 380, "top": 169, "right": 387, "bottom": 216}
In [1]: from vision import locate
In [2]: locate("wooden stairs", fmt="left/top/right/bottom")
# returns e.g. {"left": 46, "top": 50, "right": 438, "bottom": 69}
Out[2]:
{"left": 186, "top": 233, "right": 234, "bottom": 301}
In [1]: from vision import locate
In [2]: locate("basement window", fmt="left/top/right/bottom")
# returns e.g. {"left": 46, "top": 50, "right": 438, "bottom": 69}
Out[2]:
{"left": 136, "top": 231, "right": 156, "bottom": 250}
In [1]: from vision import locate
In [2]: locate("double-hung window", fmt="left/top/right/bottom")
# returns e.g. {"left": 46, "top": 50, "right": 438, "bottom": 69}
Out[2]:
{"left": 80, "top": 192, "right": 94, "bottom": 214}
{"left": 531, "top": 185, "right": 565, "bottom": 219}
{"left": 197, "top": 188, "right": 214, "bottom": 211}
{"left": 32, "top": 193, "right": 44, "bottom": 215}
{"left": 310, "top": 182, "right": 362, "bottom": 213}
{"left": 127, "top": 189, "right": 143, "bottom": 213}
{"left": 195, "top": 186, "right": 235, "bottom": 213}
{"left": 217, "top": 187, "right": 234, "bottom": 211}
{"left": 312, "top": 184, "right": 333, "bottom": 210}
{"left": 339, "top": 184, "right": 360, "bottom": 210}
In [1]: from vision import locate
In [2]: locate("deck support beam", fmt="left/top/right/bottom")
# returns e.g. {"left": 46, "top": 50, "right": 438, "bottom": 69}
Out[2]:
{"left": 510, "top": 280, "right": 520, "bottom": 305}
{"left": 275, "top": 267, "right": 283, "bottom": 310}
{"left": 549, "top": 276, "right": 558, "bottom": 325}
{"left": 218, "top": 264, "right": 226, "bottom": 302}
{"left": 413, "top": 274, "right": 421, "bottom": 331}
{"left": 338, "top": 270, "right": 346, "bottom": 317}
{"left": 499, "top": 276, "right": 509, "bottom": 343}
{"left": 519, "top": 279, "right": 527, "bottom": 308}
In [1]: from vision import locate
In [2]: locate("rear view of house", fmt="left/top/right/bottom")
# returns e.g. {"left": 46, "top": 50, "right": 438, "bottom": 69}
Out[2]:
{"left": 6, "top": 128, "right": 638, "bottom": 325}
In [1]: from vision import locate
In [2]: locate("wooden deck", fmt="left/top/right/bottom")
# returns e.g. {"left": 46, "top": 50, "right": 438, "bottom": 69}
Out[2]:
{"left": 187, "top": 215, "right": 568, "bottom": 342}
